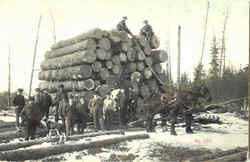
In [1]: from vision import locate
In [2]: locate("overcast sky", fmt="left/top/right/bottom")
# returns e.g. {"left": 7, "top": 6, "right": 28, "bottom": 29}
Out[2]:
{"left": 0, "top": 0, "right": 248, "bottom": 94}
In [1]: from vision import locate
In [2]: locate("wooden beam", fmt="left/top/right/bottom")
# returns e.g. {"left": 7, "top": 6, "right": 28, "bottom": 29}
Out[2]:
{"left": 28, "top": 14, "right": 42, "bottom": 97}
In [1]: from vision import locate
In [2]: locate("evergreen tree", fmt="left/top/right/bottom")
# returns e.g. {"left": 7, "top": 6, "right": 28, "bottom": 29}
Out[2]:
{"left": 209, "top": 36, "right": 220, "bottom": 79}
{"left": 193, "top": 63, "right": 206, "bottom": 86}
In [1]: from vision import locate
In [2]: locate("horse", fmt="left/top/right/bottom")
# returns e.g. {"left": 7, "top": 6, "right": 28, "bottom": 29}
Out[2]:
{"left": 144, "top": 83, "right": 212, "bottom": 135}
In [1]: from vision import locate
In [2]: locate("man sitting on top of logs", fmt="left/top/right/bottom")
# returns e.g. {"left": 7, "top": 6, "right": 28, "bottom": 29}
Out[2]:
{"left": 140, "top": 20, "right": 154, "bottom": 42}
{"left": 117, "top": 16, "right": 133, "bottom": 36}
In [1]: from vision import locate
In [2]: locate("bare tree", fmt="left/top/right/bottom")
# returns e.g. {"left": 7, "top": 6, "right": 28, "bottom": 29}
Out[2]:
{"left": 8, "top": 43, "right": 11, "bottom": 108}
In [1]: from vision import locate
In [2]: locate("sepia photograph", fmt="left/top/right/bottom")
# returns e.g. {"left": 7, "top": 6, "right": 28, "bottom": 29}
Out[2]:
{"left": 0, "top": 0, "right": 248, "bottom": 161}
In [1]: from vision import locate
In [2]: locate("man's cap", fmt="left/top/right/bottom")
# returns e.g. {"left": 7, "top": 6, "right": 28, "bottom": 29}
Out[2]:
{"left": 17, "top": 88, "right": 23, "bottom": 92}
{"left": 143, "top": 20, "right": 148, "bottom": 24}
{"left": 122, "top": 16, "right": 128, "bottom": 20}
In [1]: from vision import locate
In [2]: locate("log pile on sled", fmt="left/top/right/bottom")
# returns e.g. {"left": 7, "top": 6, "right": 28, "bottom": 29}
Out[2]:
{"left": 38, "top": 28, "right": 168, "bottom": 117}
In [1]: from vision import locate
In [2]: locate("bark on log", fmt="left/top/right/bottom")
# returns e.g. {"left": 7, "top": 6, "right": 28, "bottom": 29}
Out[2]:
{"left": 151, "top": 50, "right": 168, "bottom": 63}
{"left": 39, "top": 64, "right": 93, "bottom": 81}
{"left": 39, "top": 80, "right": 95, "bottom": 93}
{"left": 136, "top": 61, "right": 145, "bottom": 72}
{"left": 119, "top": 52, "right": 127, "bottom": 63}
{"left": 111, "top": 55, "right": 121, "bottom": 65}
{"left": 124, "top": 62, "right": 137, "bottom": 74}
{"left": 150, "top": 34, "right": 160, "bottom": 49}
{"left": 121, "top": 40, "right": 132, "bottom": 52}
{"left": 98, "top": 84, "right": 111, "bottom": 97}
{"left": 0, "top": 134, "right": 149, "bottom": 161}
{"left": 96, "top": 48, "right": 107, "bottom": 61}
{"left": 0, "top": 130, "right": 123, "bottom": 152}
{"left": 144, "top": 67, "right": 153, "bottom": 79}
{"left": 51, "top": 28, "right": 105, "bottom": 50}
{"left": 98, "top": 38, "right": 111, "bottom": 50}
{"left": 99, "top": 68, "right": 110, "bottom": 80}
{"left": 105, "top": 60, "right": 113, "bottom": 69}
{"left": 104, "top": 50, "right": 112, "bottom": 60}
{"left": 46, "top": 39, "right": 97, "bottom": 59}
{"left": 112, "top": 65, "right": 122, "bottom": 75}
{"left": 140, "top": 83, "right": 151, "bottom": 98}
{"left": 41, "top": 50, "right": 96, "bottom": 70}
{"left": 188, "top": 147, "right": 248, "bottom": 162}
{"left": 108, "top": 29, "right": 129, "bottom": 43}
{"left": 145, "top": 57, "right": 153, "bottom": 66}
{"left": 136, "top": 50, "right": 146, "bottom": 61}
{"left": 126, "top": 48, "right": 136, "bottom": 62}
{"left": 153, "top": 63, "right": 163, "bottom": 74}
{"left": 91, "top": 61, "right": 102, "bottom": 73}
{"left": 0, "top": 128, "right": 48, "bottom": 143}
{"left": 130, "top": 72, "right": 142, "bottom": 83}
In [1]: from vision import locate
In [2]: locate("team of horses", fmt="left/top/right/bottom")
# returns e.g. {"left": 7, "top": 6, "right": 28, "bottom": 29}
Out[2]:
{"left": 20, "top": 83, "right": 212, "bottom": 140}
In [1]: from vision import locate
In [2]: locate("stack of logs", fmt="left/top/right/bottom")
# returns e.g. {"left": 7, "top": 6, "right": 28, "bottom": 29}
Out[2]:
{"left": 39, "top": 28, "right": 168, "bottom": 115}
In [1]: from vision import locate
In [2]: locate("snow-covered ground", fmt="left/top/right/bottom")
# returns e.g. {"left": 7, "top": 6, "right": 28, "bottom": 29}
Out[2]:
{"left": 0, "top": 111, "right": 248, "bottom": 161}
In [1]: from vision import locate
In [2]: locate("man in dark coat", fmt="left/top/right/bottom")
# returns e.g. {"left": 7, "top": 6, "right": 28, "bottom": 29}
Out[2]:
{"left": 117, "top": 16, "right": 133, "bottom": 36}
{"left": 41, "top": 88, "right": 52, "bottom": 121}
{"left": 140, "top": 20, "right": 154, "bottom": 42}
{"left": 13, "top": 88, "right": 25, "bottom": 130}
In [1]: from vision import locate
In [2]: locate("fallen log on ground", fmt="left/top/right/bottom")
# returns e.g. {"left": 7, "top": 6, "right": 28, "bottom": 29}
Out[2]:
{"left": 0, "top": 129, "right": 123, "bottom": 151}
{"left": 0, "top": 128, "right": 48, "bottom": 143}
{"left": 205, "top": 151, "right": 247, "bottom": 162}
{"left": 188, "top": 147, "right": 248, "bottom": 162}
{"left": 0, "top": 133, "right": 149, "bottom": 161}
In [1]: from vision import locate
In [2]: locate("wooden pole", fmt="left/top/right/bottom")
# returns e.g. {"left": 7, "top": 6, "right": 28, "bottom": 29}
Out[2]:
{"left": 248, "top": 2, "right": 250, "bottom": 160}
{"left": 49, "top": 9, "right": 56, "bottom": 44}
{"left": 177, "top": 25, "right": 181, "bottom": 89}
{"left": 8, "top": 43, "right": 11, "bottom": 109}
{"left": 200, "top": 1, "right": 210, "bottom": 64}
{"left": 28, "top": 15, "right": 42, "bottom": 97}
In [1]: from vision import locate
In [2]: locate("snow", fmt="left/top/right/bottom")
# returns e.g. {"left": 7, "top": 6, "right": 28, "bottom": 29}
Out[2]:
{"left": 0, "top": 110, "right": 248, "bottom": 161}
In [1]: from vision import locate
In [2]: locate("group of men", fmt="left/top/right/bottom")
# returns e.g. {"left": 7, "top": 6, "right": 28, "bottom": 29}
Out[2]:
{"left": 117, "top": 16, "right": 154, "bottom": 42}
{"left": 12, "top": 85, "right": 68, "bottom": 131}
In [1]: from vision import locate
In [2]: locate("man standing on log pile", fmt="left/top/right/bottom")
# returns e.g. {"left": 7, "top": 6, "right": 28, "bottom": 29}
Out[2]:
{"left": 13, "top": 88, "right": 26, "bottom": 131}
{"left": 117, "top": 16, "right": 133, "bottom": 37}
{"left": 140, "top": 20, "right": 154, "bottom": 42}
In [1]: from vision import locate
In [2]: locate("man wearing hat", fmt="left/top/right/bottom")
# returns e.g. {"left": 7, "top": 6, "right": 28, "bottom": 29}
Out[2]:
{"left": 117, "top": 16, "right": 133, "bottom": 36}
{"left": 13, "top": 88, "right": 26, "bottom": 130}
{"left": 53, "top": 84, "right": 68, "bottom": 123}
{"left": 140, "top": 20, "right": 154, "bottom": 42}
{"left": 34, "top": 88, "right": 43, "bottom": 105}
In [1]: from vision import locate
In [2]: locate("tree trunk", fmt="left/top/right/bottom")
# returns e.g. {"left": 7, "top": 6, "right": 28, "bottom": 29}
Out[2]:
{"left": 99, "top": 68, "right": 110, "bottom": 81}
{"left": 136, "top": 61, "right": 145, "bottom": 72}
{"left": 140, "top": 83, "right": 151, "bottom": 98}
{"left": 111, "top": 55, "right": 121, "bottom": 65}
{"left": 151, "top": 50, "right": 168, "bottom": 64}
{"left": 39, "top": 64, "right": 93, "bottom": 81}
{"left": 40, "top": 50, "right": 96, "bottom": 70}
{"left": 144, "top": 67, "right": 153, "bottom": 79}
{"left": 51, "top": 28, "right": 105, "bottom": 50}
{"left": 98, "top": 84, "right": 112, "bottom": 97}
{"left": 0, "top": 134, "right": 149, "bottom": 161}
{"left": 98, "top": 38, "right": 111, "bottom": 50}
{"left": 111, "top": 65, "right": 122, "bottom": 75}
{"left": 153, "top": 63, "right": 163, "bottom": 74}
{"left": 46, "top": 39, "right": 97, "bottom": 59}
{"left": 105, "top": 60, "right": 113, "bottom": 69}
{"left": 96, "top": 48, "right": 107, "bottom": 61}
{"left": 91, "top": 61, "right": 102, "bottom": 73}
{"left": 126, "top": 49, "right": 136, "bottom": 62}
{"left": 0, "top": 130, "right": 124, "bottom": 152}
{"left": 124, "top": 62, "right": 137, "bottom": 74}
{"left": 130, "top": 72, "right": 142, "bottom": 83}
{"left": 136, "top": 50, "right": 146, "bottom": 61}
{"left": 119, "top": 52, "right": 128, "bottom": 63}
